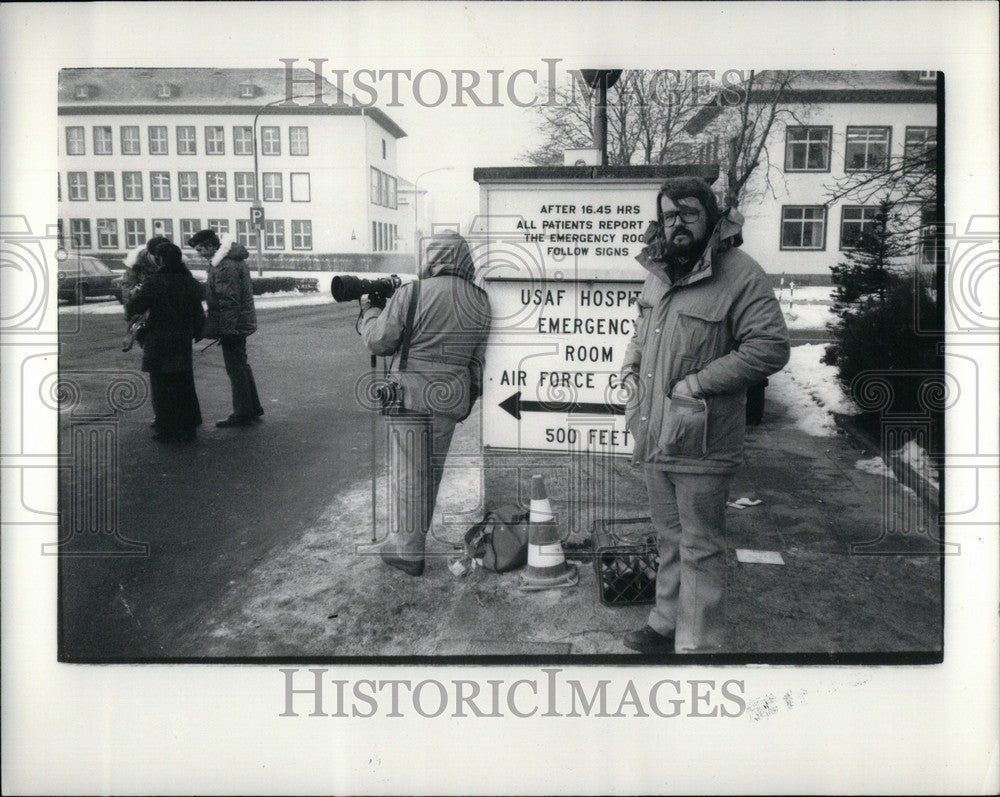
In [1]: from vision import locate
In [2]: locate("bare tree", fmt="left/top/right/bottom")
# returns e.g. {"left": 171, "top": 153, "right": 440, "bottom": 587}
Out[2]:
{"left": 522, "top": 70, "right": 705, "bottom": 166}
{"left": 708, "top": 70, "right": 803, "bottom": 208}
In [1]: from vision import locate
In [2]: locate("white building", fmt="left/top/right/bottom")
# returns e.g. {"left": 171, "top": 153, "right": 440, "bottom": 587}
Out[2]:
{"left": 395, "top": 178, "right": 431, "bottom": 255}
{"left": 57, "top": 68, "right": 412, "bottom": 271}
{"left": 683, "top": 71, "right": 939, "bottom": 281}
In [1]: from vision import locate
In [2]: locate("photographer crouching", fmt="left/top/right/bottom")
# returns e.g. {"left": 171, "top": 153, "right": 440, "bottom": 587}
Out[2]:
{"left": 351, "top": 231, "right": 491, "bottom": 576}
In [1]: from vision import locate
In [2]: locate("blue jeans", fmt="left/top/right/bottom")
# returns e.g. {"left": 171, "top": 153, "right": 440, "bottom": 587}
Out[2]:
{"left": 645, "top": 467, "right": 733, "bottom": 652}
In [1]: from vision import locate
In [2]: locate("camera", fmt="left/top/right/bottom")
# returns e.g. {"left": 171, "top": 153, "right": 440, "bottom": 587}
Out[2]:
{"left": 330, "top": 273, "right": 402, "bottom": 303}
{"left": 375, "top": 380, "right": 404, "bottom": 415}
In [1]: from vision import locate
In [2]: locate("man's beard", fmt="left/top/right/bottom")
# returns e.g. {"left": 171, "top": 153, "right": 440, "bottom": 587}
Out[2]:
{"left": 664, "top": 227, "right": 705, "bottom": 260}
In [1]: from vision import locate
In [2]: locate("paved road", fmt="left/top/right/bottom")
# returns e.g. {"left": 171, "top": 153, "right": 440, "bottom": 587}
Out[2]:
{"left": 58, "top": 298, "right": 379, "bottom": 659}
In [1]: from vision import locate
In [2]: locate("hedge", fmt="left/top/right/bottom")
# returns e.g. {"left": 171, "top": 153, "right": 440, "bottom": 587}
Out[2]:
{"left": 249, "top": 277, "right": 319, "bottom": 296}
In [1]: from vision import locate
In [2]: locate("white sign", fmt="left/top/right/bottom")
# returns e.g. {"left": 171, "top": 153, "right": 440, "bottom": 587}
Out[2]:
{"left": 482, "top": 278, "right": 642, "bottom": 454}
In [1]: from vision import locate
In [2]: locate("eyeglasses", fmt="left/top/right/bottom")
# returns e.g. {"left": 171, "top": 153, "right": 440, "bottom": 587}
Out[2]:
{"left": 661, "top": 207, "right": 703, "bottom": 227}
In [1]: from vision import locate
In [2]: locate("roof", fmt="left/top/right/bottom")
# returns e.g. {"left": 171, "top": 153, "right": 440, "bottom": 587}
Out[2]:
{"left": 684, "top": 70, "right": 938, "bottom": 135}
{"left": 58, "top": 67, "right": 406, "bottom": 138}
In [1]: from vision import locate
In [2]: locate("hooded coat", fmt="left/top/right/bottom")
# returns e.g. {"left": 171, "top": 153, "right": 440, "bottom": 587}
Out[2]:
{"left": 206, "top": 238, "right": 257, "bottom": 337}
{"left": 359, "top": 232, "right": 492, "bottom": 421}
{"left": 621, "top": 209, "right": 790, "bottom": 474}
{"left": 125, "top": 261, "right": 206, "bottom": 374}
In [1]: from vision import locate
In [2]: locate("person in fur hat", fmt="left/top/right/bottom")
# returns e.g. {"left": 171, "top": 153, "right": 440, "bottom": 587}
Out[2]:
{"left": 121, "top": 235, "right": 170, "bottom": 300}
{"left": 188, "top": 228, "right": 263, "bottom": 428}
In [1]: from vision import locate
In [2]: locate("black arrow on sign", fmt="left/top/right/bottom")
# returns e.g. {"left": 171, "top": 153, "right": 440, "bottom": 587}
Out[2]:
{"left": 499, "top": 391, "right": 625, "bottom": 420}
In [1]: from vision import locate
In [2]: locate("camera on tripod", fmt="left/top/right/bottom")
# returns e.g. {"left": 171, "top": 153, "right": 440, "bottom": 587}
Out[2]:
{"left": 330, "top": 274, "right": 402, "bottom": 304}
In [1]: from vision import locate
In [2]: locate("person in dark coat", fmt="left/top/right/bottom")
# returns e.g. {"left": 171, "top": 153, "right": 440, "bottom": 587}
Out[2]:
{"left": 125, "top": 243, "right": 205, "bottom": 442}
{"left": 188, "top": 229, "right": 263, "bottom": 428}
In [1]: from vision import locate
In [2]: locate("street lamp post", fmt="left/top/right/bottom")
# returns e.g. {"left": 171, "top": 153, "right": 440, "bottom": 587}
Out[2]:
{"left": 252, "top": 95, "right": 316, "bottom": 276}
{"left": 412, "top": 166, "right": 453, "bottom": 272}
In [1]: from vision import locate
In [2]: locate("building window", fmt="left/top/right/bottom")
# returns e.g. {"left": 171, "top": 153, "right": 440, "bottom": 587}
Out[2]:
{"left": 150, "top": 171, "right": 171, "bottom": 201}
{"left": 177, "top": 126, "right": 197, "bottom": 155}
{"left": 839, "top": 206, "right": 880, "bottom": 250}
{"left": 207, "top": 171, "right": 227, "bottom": 201}
{"left": 380, "top": 172, "right": 389, "bottom": 211}
{"left": 919, "top": 204, "right": 941, "bottom": 266}
{"left": 784, "top": 126, "right": 831, "bottom": 171}
{"left": 123, "top": 171, "right": 143, "bottom": 201}
{"left": 180, "top": 219, "right": 200, "bottom": 245}
{"left": 179, "top": 172, "right": 199, "bottom": 201}
{"left": 151, "top": 219, "right": 173, "bottom": 241}
{"left": 149, "top": 125, "right": 168, "bottom": 155}
{"left": 262, "top": 172, "right": 283, "bottom": 202}
{"left": 264, "top": 219, "right": 285, "bottom": 250}
{"left": 291, "top": 220, "right": 312, "bottom": 250}
{"left": 382, "top": 139, "right": 387, "bottom": 159}
{"left": 124, "top": 219, "right": 146, "bottom": 249}
{"left": 261, "top": 126, "right": 281, "bottom": 155}
{"left": 290, "top": 173, "right": 311, "bottom": 202}
{"left": 918, "top": 70, "right": 937, "bottom": 81}
{"left": 904, "top": 127, "right": 937, "bottom": 171}
{"left": 204, "top": 125, "right": 225, "bottom": 155}
{"left": 93, "top": 126, "right": 113, "bottom": 155}
{"left": 208, "top": 219, "right": 230, "bottom": 235}
{"left": 234, "top": 172, "right": 256, "bottom": 201}
{"left": 67, "top": 171, "right": 88, "bottom": 201}
{"left": 70, "top": 219, "right": 92, "bottom": 248}
{"left": 781, "top": 206, "right": 826, "bottom": 250}
{"left": 236, "top": 220, "right": 258, "bottom": 248}
{"left": 845, "top": 126, "right": 891, "bottom": 172}
{"left": 66, "top": 126, "right": 85, "bottom": 155}
{"left": 289, "top": 126, "right": 309, "bottom": 155}
{"left": 96, "top": 219, "right": 119, "bottom": 249}
{"left": 57, "top": 174, "right": 61, "bottom": 202}
{"left": 387, "top": 175, "right": 397, "bottom": 209}
{"left": 370, "top": 167, "right": 381, "bottom": 205}
{"left": 95, "top": 171, "right": 115, "bottom": 201}
{"left": 234, "top": 126, "right": 254, "bottom": 155}
{"left": 121, "top": 126, "right": 140, "bottom": 155}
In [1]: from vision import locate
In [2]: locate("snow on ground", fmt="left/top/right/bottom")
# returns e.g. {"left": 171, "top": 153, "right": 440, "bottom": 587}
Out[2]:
{"left": 774, "top": 286, "right": 835, "bottom": 330}
{"left": 893, "top": 439, "right": 940, "bottom": 489}
{"left": 58, "top": 269, "right": 414, "bottom": 315}
{"left": 767, "top": 342, "right": 858, "bottom": 436}
{"left": 854, "top": 455, "right": 918, "bottom": 496}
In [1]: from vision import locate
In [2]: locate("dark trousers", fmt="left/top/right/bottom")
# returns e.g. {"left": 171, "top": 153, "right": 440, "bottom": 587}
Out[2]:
{"left": 221, "top": 335, "right": 263, "bottom": 419}
{"left": 150, "top": 369, "right": 202, "bottom": 437}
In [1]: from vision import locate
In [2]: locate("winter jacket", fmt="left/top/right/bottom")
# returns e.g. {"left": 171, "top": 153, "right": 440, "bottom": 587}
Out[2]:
{"left": 359, "top": 231, "right": 492, "bottom": 421}
{"left": 125, "top": 264, "right": 205, "bottom": 374}
{"left": 205, "top": 238, "right": 257, "bottom": 337}
{"left": 621, "top": 209, "right": 790, "bottom": 474}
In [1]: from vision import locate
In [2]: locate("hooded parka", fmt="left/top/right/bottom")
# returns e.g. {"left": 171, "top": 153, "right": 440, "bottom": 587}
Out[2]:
{"left": 621, "top": 209, "right": 790, "bottom": 474}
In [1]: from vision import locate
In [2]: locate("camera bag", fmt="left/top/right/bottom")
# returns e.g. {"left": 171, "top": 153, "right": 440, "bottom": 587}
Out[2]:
{"left": 463, "top": 505, "right": 531, "bottom": 573}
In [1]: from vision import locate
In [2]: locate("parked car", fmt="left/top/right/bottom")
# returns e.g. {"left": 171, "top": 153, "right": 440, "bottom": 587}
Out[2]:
{"left": 57, "top": 255, "right": 122, "bottom": 304}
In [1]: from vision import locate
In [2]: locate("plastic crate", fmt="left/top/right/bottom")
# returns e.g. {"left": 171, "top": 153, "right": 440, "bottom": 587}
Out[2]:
{"left": 593, "top": 518, "right": 659, "bottom": 607}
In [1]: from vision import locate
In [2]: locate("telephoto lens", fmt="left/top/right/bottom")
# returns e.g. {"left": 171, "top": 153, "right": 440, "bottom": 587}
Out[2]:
{"left": 330, "top": 274, "right": 402, "bottom": 303}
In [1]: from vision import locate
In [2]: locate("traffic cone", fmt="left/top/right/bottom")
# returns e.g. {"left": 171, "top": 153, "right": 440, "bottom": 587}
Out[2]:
{"left": 519, "top": 475, "right": 578, "bottom": 591}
